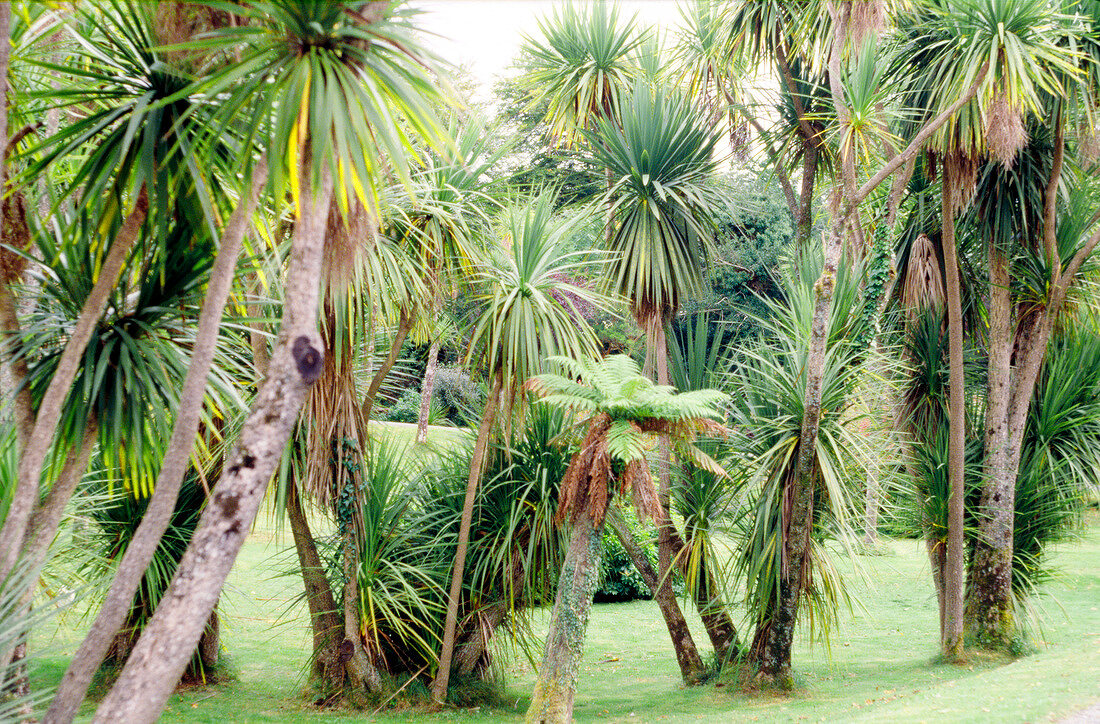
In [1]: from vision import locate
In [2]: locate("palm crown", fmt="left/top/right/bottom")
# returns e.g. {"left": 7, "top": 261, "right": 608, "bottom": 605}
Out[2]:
{"left": 527, "top": 354, "right": 727, "bottom": 528}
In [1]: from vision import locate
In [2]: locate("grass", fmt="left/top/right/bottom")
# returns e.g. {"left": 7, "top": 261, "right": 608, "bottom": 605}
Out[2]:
{"left": 26, "top": 425, "right": 1100, "bottom": 721}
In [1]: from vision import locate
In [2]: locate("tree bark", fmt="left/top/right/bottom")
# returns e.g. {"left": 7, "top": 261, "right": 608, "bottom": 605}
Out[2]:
{"left": 667, "top": 525, "right": 740, "bottom": 664}
{"left": 431, "top": 377, "right": 501, "bottom": 705}
{"left": 939, "top": 170, "right": 967, "bottom": 661}
{"left": 0, "top": 282, "right": 34, "bottom": 453}
{"left": 44, "top": 162, "right": 268, "bottom": 724}
{"left": 285, "top": 476, "right": 343, "bottom": 687}
{"left": 654, "top": 323, "right": 706, "bottom": 683}
{"left": 80, "top": 166, "right": 332, "bottom": 724}
{"left": 606, "top": 507, "right": 735, "bottom": 667}
{"left": 0, "top": 191, "right": 147, "bottom": 586}
{"left": 361, "top": 307, "right": 413, "bottom": 421}
{"left": 416, "top": 338, "right": 442, "bottom": 443}
{"left": 525, "top": 514, "right": 603, "bottom": 724}
{"left": 966, "top": 241, "right": 1014, "bottom": 646}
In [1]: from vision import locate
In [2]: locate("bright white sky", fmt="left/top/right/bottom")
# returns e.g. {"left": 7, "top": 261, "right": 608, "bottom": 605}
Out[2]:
{"left": 414, "top": 1, "right": 687, "bottom": 98}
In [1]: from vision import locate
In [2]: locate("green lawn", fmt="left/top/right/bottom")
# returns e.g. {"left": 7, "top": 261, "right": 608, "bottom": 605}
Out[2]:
{"left": 29, "top": 432, "right": 1100, "bottom": 722}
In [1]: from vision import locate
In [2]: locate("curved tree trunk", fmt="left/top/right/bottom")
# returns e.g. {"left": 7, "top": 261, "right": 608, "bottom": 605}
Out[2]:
{"left": 431, "top": 377, "right": 501, "bottom": 704}
{"left": 0, "top": 190, "right": 147, "bottom": 586}
{"left": 44, "top": 162, "right": 268, "bottom": 724}
{"left": 653, "top": 323, "right": 705, "bottom": 683}
{"left": 525, "top": 514, "right": 603, "bottom": 724}
{"left": 362, "top": 307, "right": 413, "bottom": 421}
{"left": 83, "top": 165, "right": 332, "bottom": 724}
{"left": 285, "top": 477, "right": 344, "bottom": 688}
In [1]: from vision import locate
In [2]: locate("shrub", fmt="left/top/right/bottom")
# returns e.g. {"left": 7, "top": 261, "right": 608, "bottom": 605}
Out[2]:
{"left": 433, "top": 366, "right": 484, "bottom": 425}
{"left": 384, "top": 388, "right": 422, "bottom": 424}
{"left": 595, "top": 511, "right": 658, "bottom": 603}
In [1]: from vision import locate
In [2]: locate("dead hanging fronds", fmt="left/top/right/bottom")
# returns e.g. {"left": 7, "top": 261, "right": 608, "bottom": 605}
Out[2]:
{"left": 0, "top": 190, "right": 31, "bottom": 285}
{"left": 302, "top": 300, "right": 368, "bottom": 509}
{"left": 849, "top": 0, "right": 888, "bottom": 47}
{"left": 556, "top": 413, "right": 615, "bottom": 526}
{"left": 983, "top": 91, "right": 1028, "bottom": 168}
{"left": 153, "top": 2, "right": 241, "bottom": 72}
{"left": 1081, "top": 122, "right": 1100, "bottom": 164}
{"left": 901, "top": 234, "right": 945, "bottom": 318}
{"left": 323, "top": 199, "right": 376, "bottom": 299}
{"left": 942, "top": 151, "right": 980, "bottom": 215}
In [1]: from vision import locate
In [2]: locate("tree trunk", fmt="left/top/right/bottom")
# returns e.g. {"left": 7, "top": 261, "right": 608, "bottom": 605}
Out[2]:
{"left": 966, "top": 241, "right": 1014, "bottom": 647}
{"left": 525, "top": 514, "right": 603, "bottom": 724}
{"left": 341, "top": 513, "right": 382, "bottom": 696}
{"left": 285, "top": 476, "right": 343, "bottom": 687}
{"left": 862, "top": 473, "right": 880, "bottom": 548}
{"left": 431, "top": 377, "right": 501, "bottom": 705}
{"left": 672, "top": 527, "right": 740, "bottom": 664}
{"left": 927, "top": 533, "right": 947, "bottom": 642}
{"left": 362, "top": 307, "right": 413, "bottom": 421}
{"left": 80, "top": 166, "right": 332, "bottom": 724}
{"left": 606, "top": 507, "right": 734, "bottom": 668}
{"left": 416, "top": 337, "right": 442, "bottom": 443}
{"left": 0, "top": 282, "right": 34, "bottom": 453}
{"left": 0, "top": 191, "right": 147, "bottom": 586}
{"left": 653, "top": 323, "right": 706, "bottom": 683}
{"left": 197, "top": 609, "right": 220, "bottom": 675}
{"left": 939, "top": 171, "right": 967, "bottom": 661}
{"left": 44, "top": 163, "right": 268, "bottom": 724}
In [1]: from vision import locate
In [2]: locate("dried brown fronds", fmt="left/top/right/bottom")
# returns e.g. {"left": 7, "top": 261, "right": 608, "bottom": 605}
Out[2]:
{"left": 849, "top": 0, "right": 888, "bottom": 47}
{"left": 943, "top": 151, "right": 980, "bottom": 214}
{"left": 901, "top": 234, "right": 944, "bottom": 317}
{"left": 0, "top": 190, "right": 31, "bottom": 285}
{"left": 983, "top": 92, "right": 1028, "bottom": 168}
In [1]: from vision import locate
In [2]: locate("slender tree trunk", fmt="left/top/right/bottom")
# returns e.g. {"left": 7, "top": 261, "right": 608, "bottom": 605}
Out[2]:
{"left": 362, "top": 307, "right": 413, "bottom": 421}
{"left": 940, "top": 173, "right": 967, "bottom": 661}
{"left": 44, "top": 162, "right": 268, "bottom": 724}
{"left": 525, "top": 514, "right": 603, "bottom": 724}
{"left": 966, "top": 242, "right": 1014, "bottom": 646}
{"left": 653, "top": 323, "right": 705, "bottom": 683}
{"left": 669, "top": 526, "right": 740, "bottom": 664}
{"left": 927, "top": 533, "right": 947, "bottom": 642}
{"left": 431, "top": 377, "right": 501, "bottom": 705}
{"left": 285, "top": 477, "right": 344, "bottom": 687}
{"left": 607, "top": 507, "right": 735, "bottom": 667}
{"left": 862, "top": 474, "right": 880, "bottom": 548}
{"left": 340, "top": 510, "right": 382, "bottom": 696}
{"left": 0, "top": 191, "right": 147, "bottom": 586}
{"left": 416, "top": 335, "right": 442, "bottom": 443}
{"left": 81, "top": 166, "right": 333, "bottom": 724}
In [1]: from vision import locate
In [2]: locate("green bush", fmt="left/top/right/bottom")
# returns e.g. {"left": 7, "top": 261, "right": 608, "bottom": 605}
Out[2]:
{"left": 384, "top": 388, "right": 422, "bottom": 423}
{"left": 595, "top": 512, "right": 658, "bottom": 603}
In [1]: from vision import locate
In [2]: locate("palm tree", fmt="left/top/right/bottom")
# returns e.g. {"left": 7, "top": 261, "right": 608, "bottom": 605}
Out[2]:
{"left": 524, "top": 353, "right": 727, "bottom": 724}
{"left": 585, "top": 78, "right": 722, "bottom": 680}
{"left": 385, "top": 116, "right": 501, "bottom": 442}
{"left": 520, "top": 1, "right": 643, "bottom": 149}
{"left": 84, "top": 3, "right": 447, "bottom": 720}
{"left": 431, "top": 190, "right": 608, "bottom": 703}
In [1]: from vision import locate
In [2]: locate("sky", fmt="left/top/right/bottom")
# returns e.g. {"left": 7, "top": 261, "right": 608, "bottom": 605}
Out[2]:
{"left": 413, "top": 1, "right": 687, "bottom": 99}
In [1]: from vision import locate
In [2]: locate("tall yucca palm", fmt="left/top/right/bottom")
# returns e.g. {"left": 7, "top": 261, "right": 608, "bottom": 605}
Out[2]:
{"left": 525, "top": 353, "right": 727, "bottom": 723}
{"left": 385, "top": 116, "right": 502, "bottom": 442}
{"left": 432, "top": 191, "right": 608, "bottom": 702}
{"left": 520, "top": 1, "right": 644, "bottom": 148}
{"left": 728, "top": 251, "right": 875, "bottom": 687}
{"left": 672, "top": 0, "right": 751, "bottom": 154}
{"left": 585, "top": 78, "right": 723, "bottom": 678}
{"left": 84, "top": 3, "right": 447, "bottom": 720}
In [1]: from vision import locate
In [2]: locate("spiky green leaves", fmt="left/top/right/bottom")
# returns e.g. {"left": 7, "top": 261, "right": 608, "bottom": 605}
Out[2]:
{"left": 200, "top": 0, "right": 446, "bottom": 218}
{"left": 520, "top": 1, "right": 644, "bottom": 147}
{"left": 586, "top": 81, "right": 723, "bottom": 324}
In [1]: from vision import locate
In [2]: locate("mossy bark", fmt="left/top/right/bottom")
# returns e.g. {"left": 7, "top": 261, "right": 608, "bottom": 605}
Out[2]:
{"left": 526, "top": 515, "right": 603, "bottom": 724}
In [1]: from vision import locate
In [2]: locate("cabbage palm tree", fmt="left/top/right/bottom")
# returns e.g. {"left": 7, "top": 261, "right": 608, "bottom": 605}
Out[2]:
{"left": 524, "top": 353, "right": 727, "bottom": 724}
{"left": 385, "top": 116, "right": 501, "bottom": 442}
{"left": 520, "top": 1, "right": 643, "bottom": 149}
{"left": 585, "top": 79, "right": 722, "bottom": 680}
{"left": 83, "top": 3, "right": 447, "bottom": 720}
{"left": 431, "top": 191, "right": 608, "bottom": 702}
